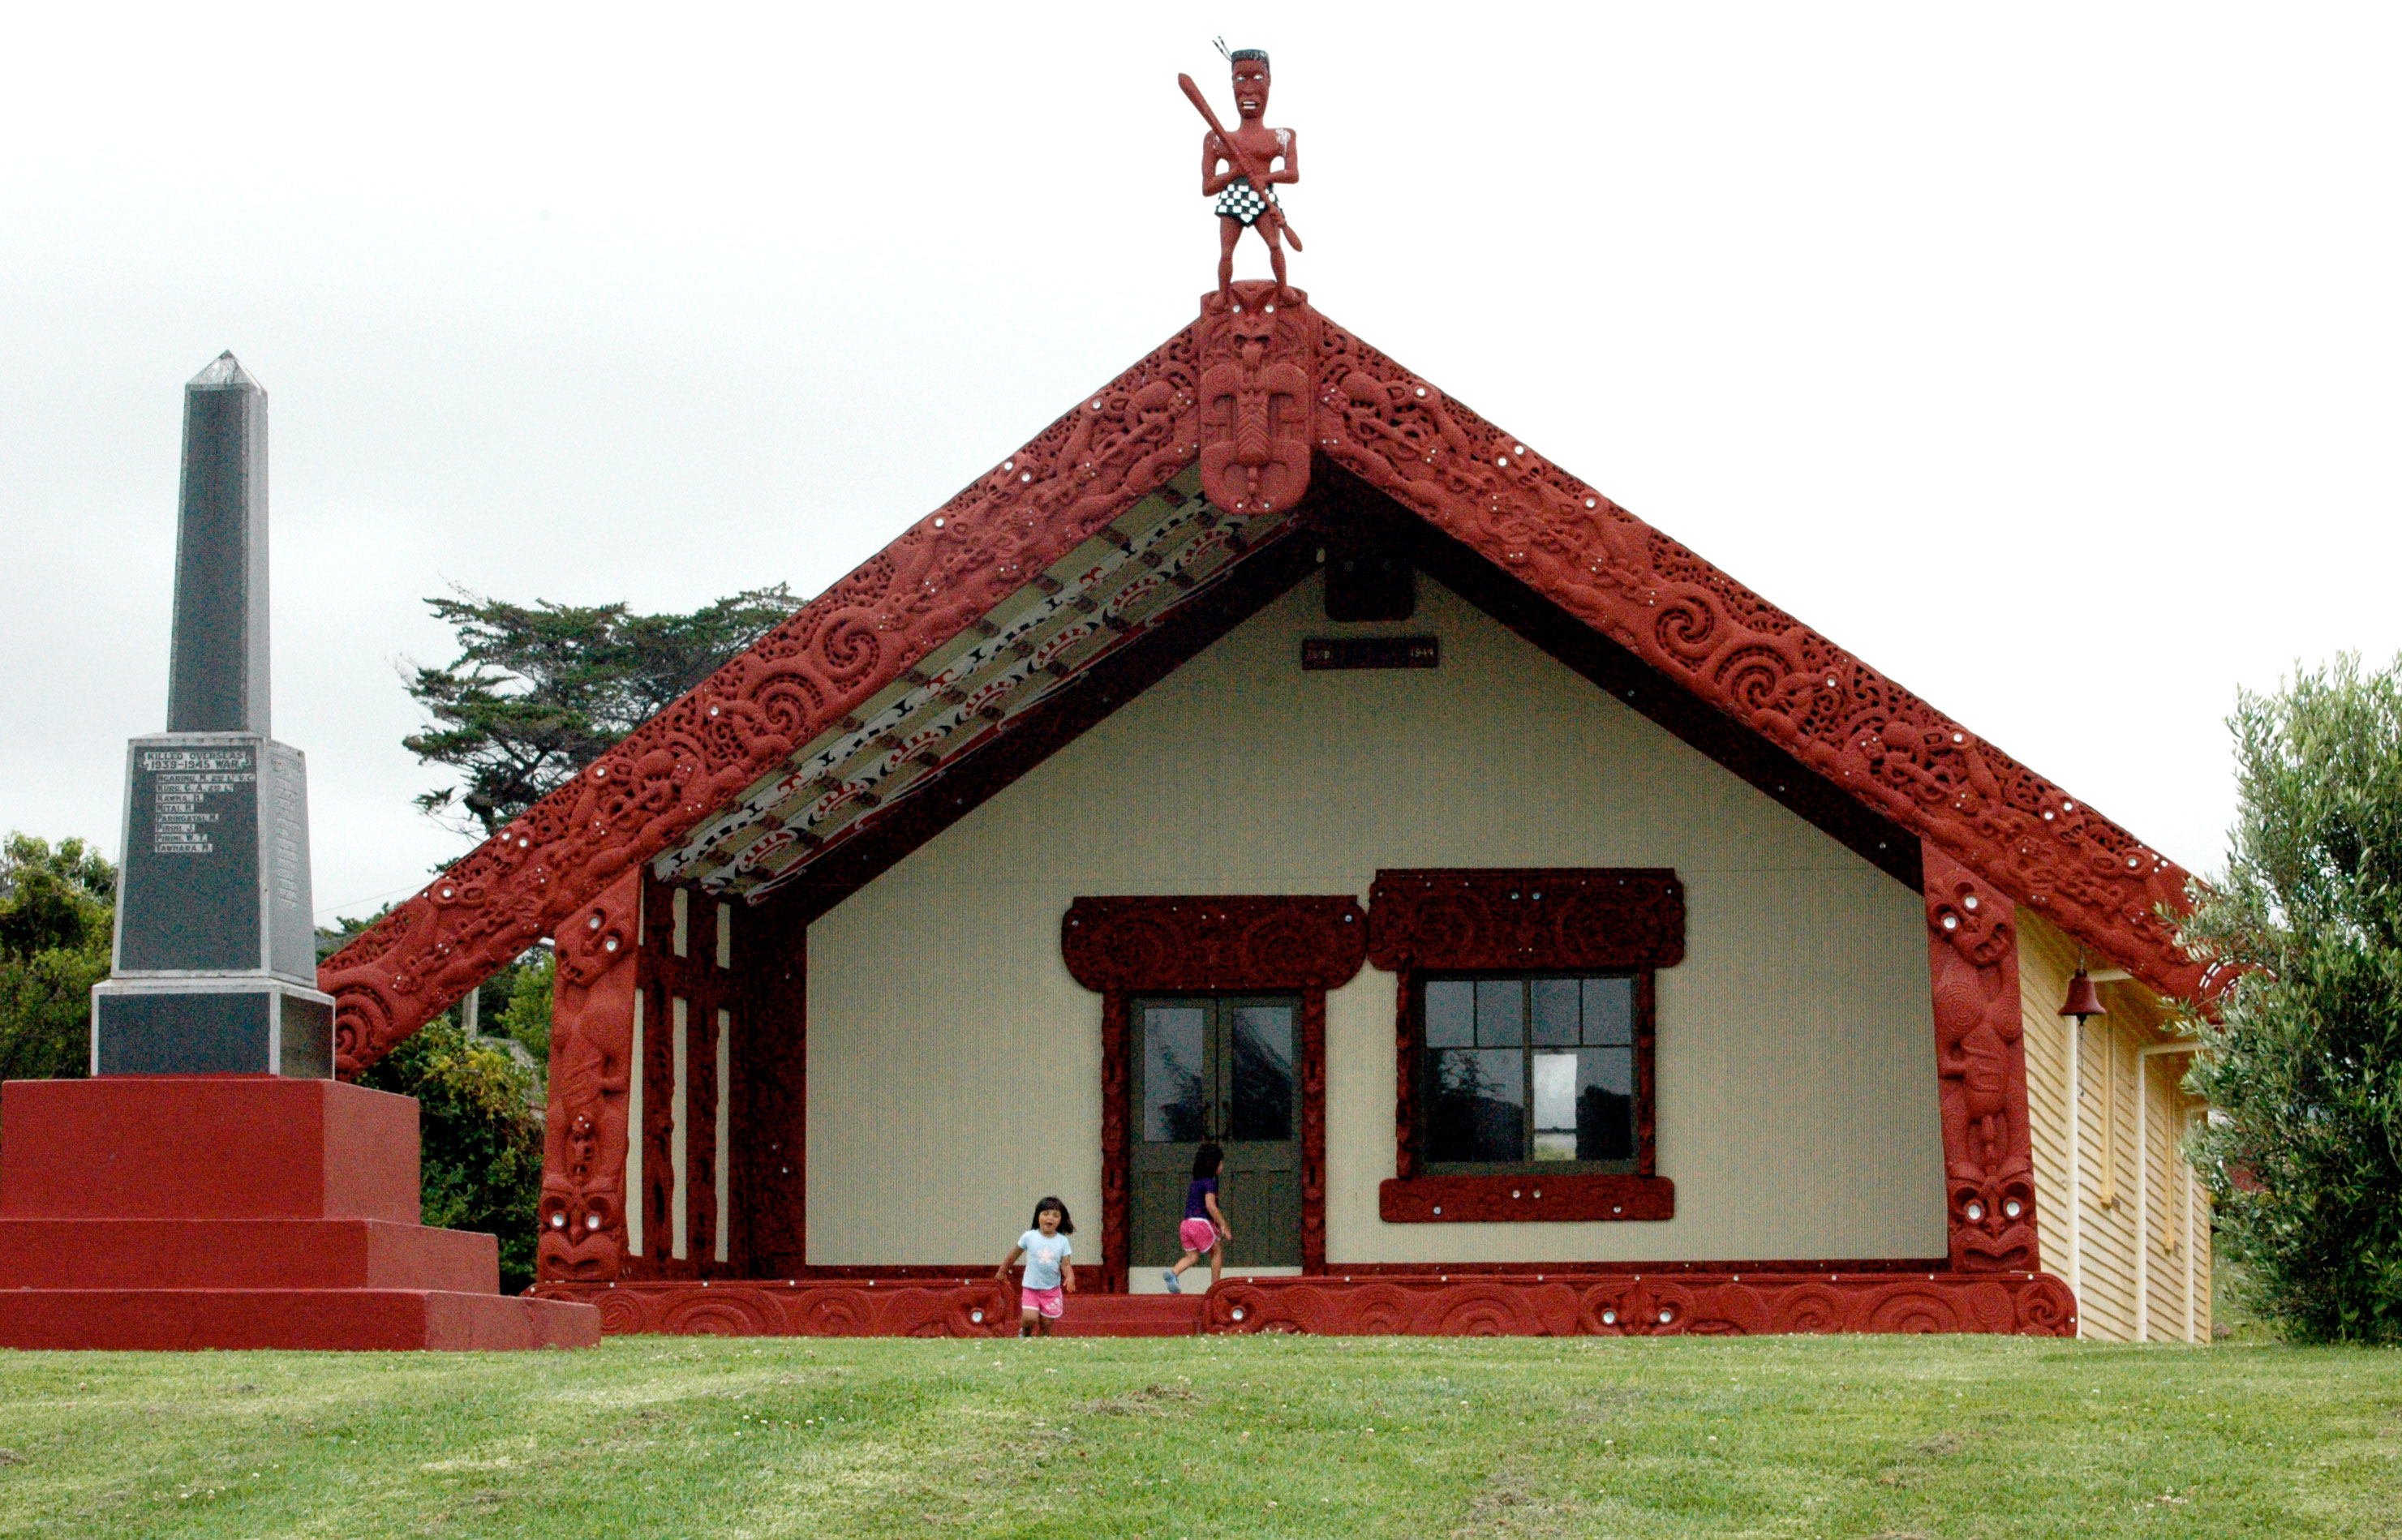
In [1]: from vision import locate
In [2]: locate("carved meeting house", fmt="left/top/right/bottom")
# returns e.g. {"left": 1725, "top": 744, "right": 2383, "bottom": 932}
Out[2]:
{"left": 322, "top": 282, "right": 2211, "bottom": 1341}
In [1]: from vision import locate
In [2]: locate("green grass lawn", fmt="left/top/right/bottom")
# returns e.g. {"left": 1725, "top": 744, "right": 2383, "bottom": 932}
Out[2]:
{"left": 0, "top": 1334, "right": 2396, "bottom": 1538}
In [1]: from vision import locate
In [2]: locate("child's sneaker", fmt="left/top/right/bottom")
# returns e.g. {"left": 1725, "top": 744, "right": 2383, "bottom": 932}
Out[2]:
{"left": 1162, "top": 1270, "right": 1181, "bottom": 1294}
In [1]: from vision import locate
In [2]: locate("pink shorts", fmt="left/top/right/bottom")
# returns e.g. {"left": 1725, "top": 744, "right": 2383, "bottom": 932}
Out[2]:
{"left": 1180, "top": 1217, "right": 1220, "bottom": 1255}
{"left": 1021, "top": 1285, "right": 1063, "bottom": 1319}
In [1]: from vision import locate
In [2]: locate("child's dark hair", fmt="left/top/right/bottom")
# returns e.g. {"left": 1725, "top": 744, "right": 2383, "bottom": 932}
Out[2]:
{"left": 1191, "top": 1142, "right": 1223, "bottom": 1179}
{"left": 1031, "top": 1196, "right": 1075, "bottom": 1235}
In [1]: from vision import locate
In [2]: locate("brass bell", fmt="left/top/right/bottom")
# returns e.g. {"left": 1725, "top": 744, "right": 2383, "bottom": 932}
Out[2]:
{"left": 2059, "top": 967, "right": 2106, "bottom": 1023}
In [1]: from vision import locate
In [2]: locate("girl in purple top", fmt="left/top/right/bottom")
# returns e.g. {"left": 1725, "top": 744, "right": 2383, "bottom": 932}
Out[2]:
{"left": 1163, "top": 1142, "right": 1231, "bottom": 1293}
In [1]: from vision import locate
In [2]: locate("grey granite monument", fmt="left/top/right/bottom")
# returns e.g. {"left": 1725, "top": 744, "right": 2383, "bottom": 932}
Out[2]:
{"left": 89, "top": 354, "right": 335, "bottom": 1076}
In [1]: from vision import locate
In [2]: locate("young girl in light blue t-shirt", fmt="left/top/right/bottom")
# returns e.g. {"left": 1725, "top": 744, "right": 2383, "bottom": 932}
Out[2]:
{"left": 995, "top": 1196, "right": 1075, "bottom": 1336}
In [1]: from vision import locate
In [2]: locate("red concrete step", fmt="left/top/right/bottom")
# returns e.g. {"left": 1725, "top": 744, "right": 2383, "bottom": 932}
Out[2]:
{"left": 0, "top": 1289, "right": 601, "bottom": 1351}
{"left": 1052, "top": 1293, "right": 1205, "bottom": 1337}
{"left": 1, "top": 1077, "right": 423, "bottom": 1222}
{"left": 0, "top": 1218, "right": 496, "bottom": 1293}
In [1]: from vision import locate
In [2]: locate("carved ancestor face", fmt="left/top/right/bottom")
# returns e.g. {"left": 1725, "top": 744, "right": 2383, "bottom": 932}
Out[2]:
{"left": 1232, "top": 58, "right": 1270, "bottom": 121}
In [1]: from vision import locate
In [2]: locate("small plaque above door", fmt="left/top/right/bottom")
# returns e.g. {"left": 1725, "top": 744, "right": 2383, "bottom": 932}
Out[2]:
{"left": 1300, "top": 636, "right": 1438, "bottom": 671}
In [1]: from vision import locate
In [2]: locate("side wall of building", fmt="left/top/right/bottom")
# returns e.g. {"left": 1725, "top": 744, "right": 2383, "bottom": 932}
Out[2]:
{"left": 2020, "top": 910, "right": 2210, "bottom": 1341}
{"left": 804, "top": 573, "right": 1949, "bottom": 1270}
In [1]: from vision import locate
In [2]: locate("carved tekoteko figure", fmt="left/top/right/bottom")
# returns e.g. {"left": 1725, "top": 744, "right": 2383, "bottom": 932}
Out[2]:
{"left": 1184, "top": 47, "right": 1300, "bottom": 307}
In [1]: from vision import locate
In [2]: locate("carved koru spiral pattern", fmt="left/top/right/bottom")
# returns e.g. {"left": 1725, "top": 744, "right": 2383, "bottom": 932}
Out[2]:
{"left": 1205, "top": 1271, "right": 2076, "bottom": 1338}
{"left": 1364, "top": 869, "right": 1686, "bottom": 972}
{"left": 325, "top": 292, "right": 2195, "bottom": 1079}
{"left": 1061, "top": 894, "right": 1369, "bottom": 993}
{"left": 1922, "top": 843, "right": 2040, "bottom": 1273}
{"left": 532, "top": 1280, "right": 1019, "bottom": 1338}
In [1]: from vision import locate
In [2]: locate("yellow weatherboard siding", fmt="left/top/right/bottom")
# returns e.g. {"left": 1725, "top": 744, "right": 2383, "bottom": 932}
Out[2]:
{"left": 804, "top": 573, "right": 1947, "bottom": 1268}
{"left": 2018, "top": 909, "right": 2210, "bottom": 1341}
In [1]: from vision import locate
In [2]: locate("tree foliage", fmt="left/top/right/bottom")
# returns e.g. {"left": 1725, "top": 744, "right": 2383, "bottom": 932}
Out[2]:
{"left": 2181, "top": 654, "right": 2402, "bottom": 1344}
{"left": 357, "top": 1015, "right": 546, "bottom": 1294}
{"left": 403, "top": 585, "right": 796, "bottom": 839}
{"left": 496, "top": 946, "right": 555, "bottom": 1066}
{"left": 0, "top": 834, "right": 114, "bottom": 1113}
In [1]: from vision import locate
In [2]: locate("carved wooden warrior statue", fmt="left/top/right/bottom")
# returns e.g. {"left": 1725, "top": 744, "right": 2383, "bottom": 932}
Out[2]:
{"left": 1185, "top": 46, "right": 1301, "bottom": 307}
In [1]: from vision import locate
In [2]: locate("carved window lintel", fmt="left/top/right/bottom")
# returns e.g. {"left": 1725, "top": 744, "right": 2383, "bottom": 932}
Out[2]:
{"left": 1379, "top": 1173, "right": 1675, "bottom": 1225}
{"left": 1371, "top": 869, "right": 1682, "bottom": 1209}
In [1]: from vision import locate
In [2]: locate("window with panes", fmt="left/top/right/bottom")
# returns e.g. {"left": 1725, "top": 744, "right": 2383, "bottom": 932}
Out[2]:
{"left": 1419, "top": 974, "right": 1643, "bottom": 1172}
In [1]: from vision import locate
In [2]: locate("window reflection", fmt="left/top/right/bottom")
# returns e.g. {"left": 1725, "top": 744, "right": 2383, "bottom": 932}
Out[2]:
{"left": 1422, "top": 975, "right": 1640, "bottom": 1169}
{"left": 1230, "top": 1005, "right": 1294, "bottom": 1141}
{"left": 1426, "top": 1047, "right": 1524, "bottom": 1164}
{"left": 1143, "top": 1006, "right": 1208, "bottom": 1143}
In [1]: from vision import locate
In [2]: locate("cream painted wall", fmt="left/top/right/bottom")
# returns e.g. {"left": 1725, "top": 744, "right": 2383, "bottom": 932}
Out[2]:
{"left": 2018, "top": 909, "right": 2211, "bottom": 1341}
{"left": 804, "top": 572, "right": 1948, "bottom": 1267}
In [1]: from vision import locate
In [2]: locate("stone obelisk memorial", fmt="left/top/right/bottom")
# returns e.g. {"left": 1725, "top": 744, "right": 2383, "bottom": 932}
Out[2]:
{"left": 91, "top": 354, "right": 336, "bottom": 1076}
{"left": 0, "top": 357, "right": 597, "bottom": 1350}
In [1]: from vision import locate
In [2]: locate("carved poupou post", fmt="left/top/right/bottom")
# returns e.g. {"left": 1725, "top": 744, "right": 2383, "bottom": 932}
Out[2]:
{"left": 1921, "top": 842, "right": 2040, "bottom": 1273}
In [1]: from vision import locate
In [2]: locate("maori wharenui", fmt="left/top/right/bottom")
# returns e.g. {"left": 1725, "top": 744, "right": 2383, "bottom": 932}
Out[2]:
{"left": 322, "top": 50, "right": 2208, "bottom": 1341}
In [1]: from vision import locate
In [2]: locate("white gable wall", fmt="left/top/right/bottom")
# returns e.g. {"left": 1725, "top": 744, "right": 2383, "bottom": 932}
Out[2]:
{"left": 804, "top": 570, "right": 1947, "bottom": 1268}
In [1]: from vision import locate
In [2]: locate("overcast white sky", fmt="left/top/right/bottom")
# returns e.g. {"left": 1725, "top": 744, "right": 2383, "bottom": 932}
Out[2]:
{"left": 4, "top": 3, "right": 2397, "bottom": 924}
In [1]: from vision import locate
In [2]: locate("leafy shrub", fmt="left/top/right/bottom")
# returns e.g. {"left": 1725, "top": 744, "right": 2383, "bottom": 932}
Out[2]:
{"left": 357, "top": 1015, "right": 545, "bottom": 1293}
{"left": 496, "top": 946, "right": 555, "bottom": 1067}
{"left": 2180, "top": 654, "right": 2402, "bottom": 1344}
{"left": 0, "top": 835, "right": 114, "bottom": 1146}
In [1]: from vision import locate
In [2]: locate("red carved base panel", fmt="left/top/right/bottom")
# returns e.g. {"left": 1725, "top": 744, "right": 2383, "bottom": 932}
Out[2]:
{"left": 1205, "top": 1271, "right": 2076, "bottom": 1337}
{"left": 533, "top": 1280, "right": 1209, "bottom": 1339}
{"left": 535, "top": 1269, "right": 2074, "bottom": 1338}
{"left": 535, "top": 1280, "right": 1016, "bottom": 1338}
{"left": 1380, "top": 1175, "right": 1674, "bottom": 1223}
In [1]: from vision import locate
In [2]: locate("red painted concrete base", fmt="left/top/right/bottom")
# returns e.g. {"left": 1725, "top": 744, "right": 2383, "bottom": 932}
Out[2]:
{"left": 0, "top": 1076, "right": 599, "bottom": 1351}
{"left": 0, "top": 1289, "right": 599, "bottom": 1351}
{"left": 532, "top": 1268, "right": 2073, "bottom": 1339}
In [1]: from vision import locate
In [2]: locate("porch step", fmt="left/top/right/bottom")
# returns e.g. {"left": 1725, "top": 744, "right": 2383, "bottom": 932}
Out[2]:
{"left": 1055, "top": 1293, "right": 1205, "bottom": 1337}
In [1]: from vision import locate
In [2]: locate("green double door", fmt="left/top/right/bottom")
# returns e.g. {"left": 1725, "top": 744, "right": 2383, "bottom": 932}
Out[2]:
{"left": 1128, "top": 995, "right": 1302, "bottom": 1271}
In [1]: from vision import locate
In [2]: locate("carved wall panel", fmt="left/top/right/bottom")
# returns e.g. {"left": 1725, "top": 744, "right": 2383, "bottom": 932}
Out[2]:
{"left": 1299, "top": 991, "right": 1327, "bottom": 1274}
{"left": 737, "top": 920, "right": 808, "bottom": 1278}
{"left": 1923, "top": 842, "right": 2041, "bottom": 1273}
{"left": 617, "top": 879, "right": 746, "bottom": 1282}
{"left": 1098, "top": 991, "right": 1129, "bottom": 1295}
{"left": 535, "top": 868, "right": 640, "bottom": 1281}
{"left": 1063, "top": 894, "right": 1367, "bottom": 1289}
{"left": 636, "top": 963, "right": 675, "bottom": 1276}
